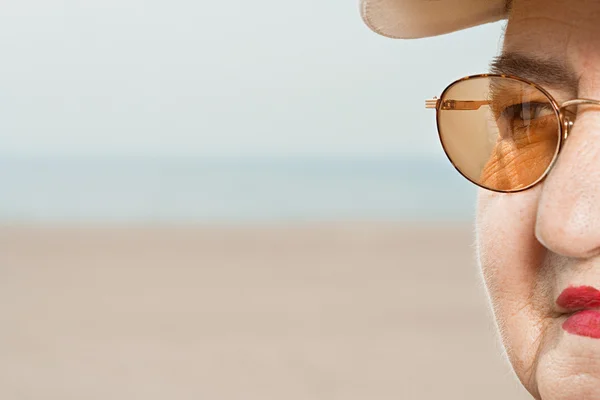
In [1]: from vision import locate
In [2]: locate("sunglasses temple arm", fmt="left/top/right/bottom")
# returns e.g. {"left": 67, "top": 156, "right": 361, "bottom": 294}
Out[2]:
{"left": 425, "top": 98, "right": 490, "bottom": 110}
{"left": 425, "top": 98, "right": 439, "bottom": 109}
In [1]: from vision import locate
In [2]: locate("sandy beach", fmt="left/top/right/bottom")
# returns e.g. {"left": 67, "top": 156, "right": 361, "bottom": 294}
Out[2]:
{"left": 0, "top": 224, "right": 531, "bottom": 399}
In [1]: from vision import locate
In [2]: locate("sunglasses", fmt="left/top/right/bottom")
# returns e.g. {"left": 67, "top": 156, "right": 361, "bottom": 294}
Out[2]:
{"left": 426, "top": 74, "right": 600, "bottom": 193}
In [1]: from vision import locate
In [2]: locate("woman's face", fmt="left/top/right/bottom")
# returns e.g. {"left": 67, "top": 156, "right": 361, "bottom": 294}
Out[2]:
{"left": 477, "top": 0, "right": 600, "bottom": 398}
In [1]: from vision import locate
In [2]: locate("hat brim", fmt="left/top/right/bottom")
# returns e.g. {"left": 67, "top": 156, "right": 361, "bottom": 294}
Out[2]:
{"left": 360, "top": 0, "right": 508, "bottom": 39}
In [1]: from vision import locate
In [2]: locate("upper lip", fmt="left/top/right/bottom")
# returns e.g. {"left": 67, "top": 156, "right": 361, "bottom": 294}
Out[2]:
{"left": 556, "top": 285, "right": 600, "bottom": 312}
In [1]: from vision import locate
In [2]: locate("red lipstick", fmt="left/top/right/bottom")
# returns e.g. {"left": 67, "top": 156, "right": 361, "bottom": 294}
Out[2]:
{"left": 557, "top": 286, "right": 600, "bottom": 339}
{"left": 563, "top": 310, "right": 600, "bottom": 339}
{"left": 557, "top": 286, "right": 600, "bottom": 310}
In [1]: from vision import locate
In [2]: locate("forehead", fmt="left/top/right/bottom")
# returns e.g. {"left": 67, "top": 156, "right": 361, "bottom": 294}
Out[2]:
{"left": 501, "top": 0, "right": 600, "bottom": 95}
{"left": 504, "top": 0, "right": 600, "bottom": 57}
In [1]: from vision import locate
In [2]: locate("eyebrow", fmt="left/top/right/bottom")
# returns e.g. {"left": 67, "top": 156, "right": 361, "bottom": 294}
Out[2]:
{"left": 489, "top": 52, "right": 579, "bottom": 92}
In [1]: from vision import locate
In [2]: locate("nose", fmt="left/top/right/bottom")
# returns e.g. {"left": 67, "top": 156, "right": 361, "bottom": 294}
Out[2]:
{"left": 535, "top": 113, "right": 600, "bottom": 258}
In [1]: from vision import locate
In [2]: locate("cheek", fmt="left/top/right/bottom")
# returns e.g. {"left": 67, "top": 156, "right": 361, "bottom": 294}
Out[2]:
{"left": 476, "top": 188, "right": 549, "bottom": 388}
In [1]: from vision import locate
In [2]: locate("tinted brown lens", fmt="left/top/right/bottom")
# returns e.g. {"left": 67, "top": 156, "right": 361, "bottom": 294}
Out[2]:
{"left": 437, "top": 76, "right": 561, "bottom": 192}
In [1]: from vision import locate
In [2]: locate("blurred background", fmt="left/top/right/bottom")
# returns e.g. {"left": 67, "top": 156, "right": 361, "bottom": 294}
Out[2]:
{"left": 0, "top": 1, "right": 531, "bottom": 399}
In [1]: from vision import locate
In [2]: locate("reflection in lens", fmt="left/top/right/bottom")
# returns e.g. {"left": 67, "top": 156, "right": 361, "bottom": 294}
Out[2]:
{"left": 437, "top": 76, "right": 561, "bottom": 192}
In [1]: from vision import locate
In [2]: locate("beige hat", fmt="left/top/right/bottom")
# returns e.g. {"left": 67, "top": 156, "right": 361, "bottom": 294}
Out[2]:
{"left": 360, "top": 0, "right": 509, "bottom": 39}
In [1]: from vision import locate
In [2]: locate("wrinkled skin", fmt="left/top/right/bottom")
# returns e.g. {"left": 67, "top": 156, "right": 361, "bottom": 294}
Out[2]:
{"left": 480, "top": 112, "right": 558, "bottom": 191}
{"left": 477, "top": 0, "right": 600, "bottom": 398}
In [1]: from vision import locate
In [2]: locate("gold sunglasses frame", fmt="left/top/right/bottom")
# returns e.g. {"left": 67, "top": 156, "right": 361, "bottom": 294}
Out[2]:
{"left": 425, "top": 73, "right": 600, "bottom": 193}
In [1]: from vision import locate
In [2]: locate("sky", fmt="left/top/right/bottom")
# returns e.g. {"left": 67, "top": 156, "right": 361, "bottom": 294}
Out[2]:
{"left": 0, "top": 0, "right": 505, "bottom": 158}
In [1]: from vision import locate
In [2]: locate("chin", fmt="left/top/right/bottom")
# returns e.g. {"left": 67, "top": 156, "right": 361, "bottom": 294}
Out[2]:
{"left": 532, "top": 327, "right": 600, "bottom": 399}
{"left": 499, "top": 312, "right": 600, "bottom": 399}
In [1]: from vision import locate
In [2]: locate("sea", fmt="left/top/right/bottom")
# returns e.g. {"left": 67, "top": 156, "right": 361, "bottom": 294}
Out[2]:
{"left": 0, "top": 156, "right": 476, "bottom": 223}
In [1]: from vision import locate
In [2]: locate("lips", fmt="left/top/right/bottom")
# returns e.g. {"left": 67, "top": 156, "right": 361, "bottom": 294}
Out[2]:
{"left": 557, "top": 286, "right": 600, "bottom": 309}
{"left": 557, "top": 286, "right": 600, "bottom": 339}
{"left": 563, "top": 310, "right": 600, "bottom": 339}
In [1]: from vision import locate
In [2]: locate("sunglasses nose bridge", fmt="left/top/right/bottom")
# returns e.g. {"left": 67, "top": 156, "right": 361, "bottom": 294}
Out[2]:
{"left": 560, "top": 113, "right": 573, "bottom": 141}
{"left": 558, "top": 99, "right": 600, "bottom": 141}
